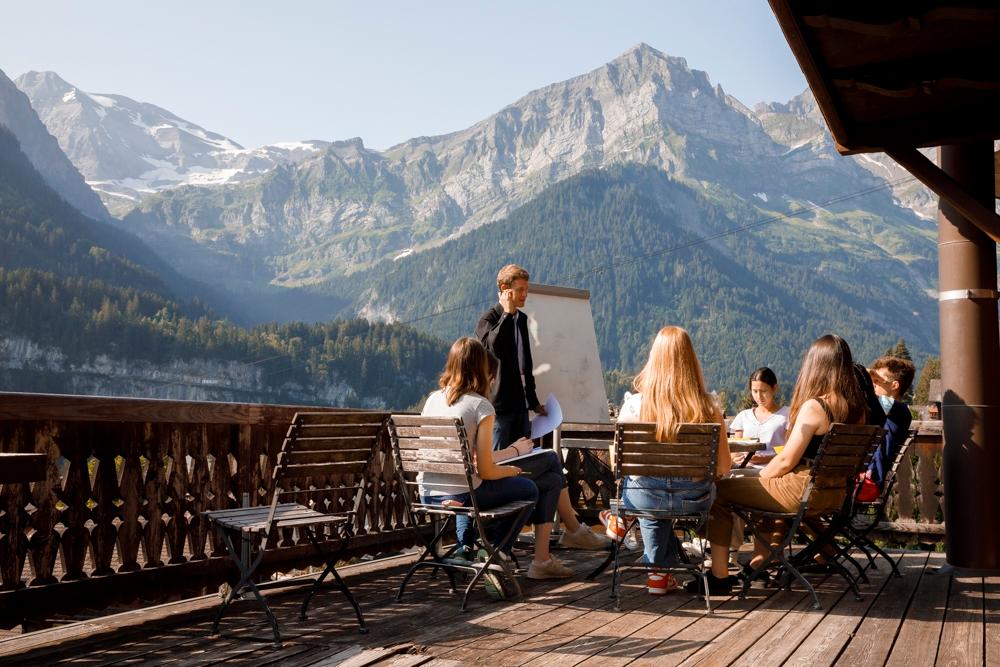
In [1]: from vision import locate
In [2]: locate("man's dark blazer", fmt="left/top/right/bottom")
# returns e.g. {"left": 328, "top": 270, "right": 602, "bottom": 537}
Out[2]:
{"left": 869, "top": 400, "right": 912, "bottom": 484}
{"left": 475, "top": 304, "right": 540, "bottom": 414}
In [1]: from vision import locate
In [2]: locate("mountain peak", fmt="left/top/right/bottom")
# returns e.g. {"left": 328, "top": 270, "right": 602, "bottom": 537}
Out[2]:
{"left": 16, "top": 70, "right": 75, "bottom": 99}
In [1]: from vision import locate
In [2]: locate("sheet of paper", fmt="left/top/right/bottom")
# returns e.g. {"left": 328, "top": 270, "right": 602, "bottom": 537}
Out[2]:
{"left": 530, "top": 393, "right": 563, "bottom": 440}
{"left": 505, "top": 447, "right": 545, "bottom": 463}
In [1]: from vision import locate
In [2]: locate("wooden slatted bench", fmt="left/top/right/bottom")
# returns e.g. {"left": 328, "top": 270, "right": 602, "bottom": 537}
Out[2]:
{"left": 202, "top": 411, "right": 386, "bottom": 646}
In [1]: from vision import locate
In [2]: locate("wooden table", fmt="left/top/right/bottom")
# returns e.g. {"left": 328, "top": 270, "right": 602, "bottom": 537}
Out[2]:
{"left": 729, "top": 440, "right": 765, "bottom": 468}
{"left": 0, "top": 453, "right": 46, "bottom": 483}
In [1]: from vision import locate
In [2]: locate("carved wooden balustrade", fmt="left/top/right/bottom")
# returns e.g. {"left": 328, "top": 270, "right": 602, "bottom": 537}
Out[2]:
{"left": 0, "top": 392, "right": 419, "bottom": 630}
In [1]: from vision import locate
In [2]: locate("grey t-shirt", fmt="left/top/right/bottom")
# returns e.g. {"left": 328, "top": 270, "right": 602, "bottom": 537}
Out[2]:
{"left": 418, "top": 389, "right": 494, "bottom": 497}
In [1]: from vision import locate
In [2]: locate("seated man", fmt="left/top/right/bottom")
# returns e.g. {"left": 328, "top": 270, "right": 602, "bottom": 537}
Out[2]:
{"left": 863, "top": 355, "right": 915, "bottom": 495}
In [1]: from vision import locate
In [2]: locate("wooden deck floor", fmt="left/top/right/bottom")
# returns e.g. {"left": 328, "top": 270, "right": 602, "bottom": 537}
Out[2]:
{"left": 0, "top": 547, "right": 996, "bottom": 666}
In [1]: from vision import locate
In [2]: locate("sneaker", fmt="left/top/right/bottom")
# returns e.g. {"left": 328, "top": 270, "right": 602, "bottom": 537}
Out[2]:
{"left": 599, "top": 510, "right": 638, "bottom": 549}
{"left": 684, "top": 571, "right": 738, "bottom": 595}
{"left": 681, "top": 538, "right": 706, "bottom": 559}
{"left": 526, "top": 557, "right": 574, "bottom": 580}
{"left": 647, "top": 573, "right": 679, "bottom": 595}
{"left": 476, "top": 549, "right": 513, "bottom": 600}
{"left": 558, "top": 524, "right": 611, "bottom": 550}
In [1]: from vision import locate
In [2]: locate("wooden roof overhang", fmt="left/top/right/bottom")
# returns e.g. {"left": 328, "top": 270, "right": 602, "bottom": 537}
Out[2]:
{"left": 768, "top": 1, "right": 1000, "bottom": 239}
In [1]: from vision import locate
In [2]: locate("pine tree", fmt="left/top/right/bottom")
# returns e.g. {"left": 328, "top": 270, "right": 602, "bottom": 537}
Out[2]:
{"left": 884, "top": 338, "right": 913, "bottom": 361}
{"left": 913, "top": 356, "right": 941, "bottom": 405}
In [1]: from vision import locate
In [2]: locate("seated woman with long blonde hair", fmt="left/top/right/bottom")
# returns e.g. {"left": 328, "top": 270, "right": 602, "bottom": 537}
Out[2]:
{"left": 614, "top": 326, "right": 731, "bottom": 594}
{"left": 695, "top": 334, "right": 868, "bottom": 594}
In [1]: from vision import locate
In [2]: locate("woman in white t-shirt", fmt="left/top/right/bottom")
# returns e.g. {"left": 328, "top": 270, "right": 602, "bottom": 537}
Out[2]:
{"left": 419, "top": 337, "right": 572, "bottom": 584}
{"left": 730, "top": 367, "right": 790, "bottom": 467}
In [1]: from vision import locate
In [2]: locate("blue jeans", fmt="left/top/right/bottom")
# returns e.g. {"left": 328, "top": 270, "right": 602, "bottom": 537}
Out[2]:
{"left": 423, "top": 476, "right": 538, "bottom": 552}
{"left": 492, "top": 411, "right": 530, "bottom": 450}
{"left": 622, "top": 476, "right": 715, "bottom": 565}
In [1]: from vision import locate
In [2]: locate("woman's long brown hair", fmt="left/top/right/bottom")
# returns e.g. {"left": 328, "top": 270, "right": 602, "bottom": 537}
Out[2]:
{"left": 786, "top": 334, "right": 867, "bottom": 430}
{"left": 439, "top": 337, "right": 492, "bottom": 405}
{"left": 633, "top": 326, "right": 717, "bottom": 441}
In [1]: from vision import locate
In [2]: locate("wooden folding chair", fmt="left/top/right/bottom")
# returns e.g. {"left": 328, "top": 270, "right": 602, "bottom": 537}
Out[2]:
{"left": 202, "top": 411, "right": 385, "bottom": 646}
{"left": 588, "top": 422, "right": 720, "bottom": 612}
{"left": 837, "top": 428, "right": 917, "bottom": 577}
{"left": 730, "top": 424, "right": 883, "bottom": 609}
{"left": 388, "top": 414, "right": 535, "bottom": 611}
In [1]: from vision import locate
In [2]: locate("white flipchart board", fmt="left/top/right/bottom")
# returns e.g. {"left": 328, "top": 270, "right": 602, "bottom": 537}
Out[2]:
{"left": 520, "top": 283, "right": 610, "bottom": 424}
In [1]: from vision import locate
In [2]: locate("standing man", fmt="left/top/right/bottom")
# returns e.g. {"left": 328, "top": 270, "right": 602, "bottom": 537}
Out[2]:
{"left": 476, "top": 264, "right": 548, "bottom": 450}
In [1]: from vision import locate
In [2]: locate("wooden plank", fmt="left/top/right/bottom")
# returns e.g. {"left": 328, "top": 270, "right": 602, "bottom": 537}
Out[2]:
{"left": 625, "top": 591, "right": 769, "bottom": 666}
{"left": 775, "top": 550, "right": 903, "bottom": 666}
{"left": 290, "top": 437, "right": 380, "bottom": 452}
{"left": 399, "top": 450, "right": 465, "bottom": 464}
{"left": 295, "top": 412, "right": 386, "bottom": 426}
{"left": 283, "top": 449, "right": 373, "bottom": 465}
{"left": 832, "top": 552, "right": 931, "bottom": 666}
{"left": 620, "top": 465, "right": 710, "bottom": 478}
{"left": 394, "top": 438, "right": 462, "bottom": 451}
{"left": 622, "top": 444, "right": 713, "bottom": 455}
{"left": 389, "top": 417, "right": 457, "bottom": 428}
{"left": 0, "top": 391, "right": 357, "bottom": 426}
{"left": 864, "top": 552, "right": 951, "bottom": 667}
{"left": 621, "top": 453, "right": 712, "bottom": 466}
{"left": 296, "top": 425, "right": 384, "bottom": 438}
{"left": 986, "top": 577, "right": 1000, "bottom": 667}
{"left": 936, "top": 576, "right": 984, "bottom": 667}
{"left": 673, "top": 587, "right": 815, "bottom": 666}
{"left": 283, "top": 461, "right": 366, "bottom": 478}
{"left": 392, "top": 426, "right": 464, "bottom": 438}
{"left": 398, "top": 461, "right": 467, "bottom": 475}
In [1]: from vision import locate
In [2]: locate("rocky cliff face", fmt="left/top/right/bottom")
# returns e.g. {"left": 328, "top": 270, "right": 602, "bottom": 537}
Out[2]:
{"left": 17, "top": 45, "right": 938, "bottom": 309}
{"left": 755, "top": 90, "right": 936, "bottom": 220}
{"left": 106, "top": 45, "right": 807, "bottom": 291}
{"left": 0, "top": 334, "right": 378, "bottom": 406}
{"left": 0, "top": 69, "right": 109, "bottom": 221}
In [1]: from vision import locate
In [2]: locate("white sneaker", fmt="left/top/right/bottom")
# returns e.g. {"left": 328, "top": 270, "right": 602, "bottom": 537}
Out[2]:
{"left": 682, "top": 538, "right": 709, "bottom": 559}
{"left": 558, "top": 524, "right": 611, "bottom": 550}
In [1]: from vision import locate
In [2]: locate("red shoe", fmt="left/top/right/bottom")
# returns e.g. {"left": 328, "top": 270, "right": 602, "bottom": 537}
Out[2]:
{"left": 647, "top": 573, "right": 678, "bottom": 595}
{"left": 599, "top": 510, "right": 627, "bottom": 541}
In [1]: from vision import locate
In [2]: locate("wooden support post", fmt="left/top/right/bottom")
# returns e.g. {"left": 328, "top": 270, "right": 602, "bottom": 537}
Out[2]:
{"left": 937, "top": 142, "right": 1000, "bottom": 572}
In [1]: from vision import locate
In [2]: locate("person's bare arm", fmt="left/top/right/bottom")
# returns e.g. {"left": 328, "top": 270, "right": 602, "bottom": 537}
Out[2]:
{"left": 473, "top": 415, "right": 521, "bottom": 479}
{"left": 759, "top": 399, "right": 825, "bottom": 479}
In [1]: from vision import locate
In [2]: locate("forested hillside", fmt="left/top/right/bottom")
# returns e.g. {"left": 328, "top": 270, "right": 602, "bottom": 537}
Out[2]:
{"left": 0, "top": 125, "right": 447, "bottom": 407}
{"left": 328, "top": 164, "right": 938, "bottom": 407}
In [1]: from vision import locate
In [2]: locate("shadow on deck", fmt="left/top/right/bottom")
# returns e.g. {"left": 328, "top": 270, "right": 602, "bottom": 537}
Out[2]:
{"left": 0, "top": 547, "right": 995, "bottom": 666}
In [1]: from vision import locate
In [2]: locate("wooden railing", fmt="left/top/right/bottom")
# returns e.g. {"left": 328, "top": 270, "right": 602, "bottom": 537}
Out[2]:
{"left": 0, "top": 392, "right": 419, "bottom": 630}
{"left": 0, "top": 392, "right": 948, "bottom": 629}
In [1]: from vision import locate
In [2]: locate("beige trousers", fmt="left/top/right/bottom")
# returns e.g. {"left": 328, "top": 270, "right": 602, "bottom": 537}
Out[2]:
{"left": 708, "top": 467, "right": 844, "bottom": 546}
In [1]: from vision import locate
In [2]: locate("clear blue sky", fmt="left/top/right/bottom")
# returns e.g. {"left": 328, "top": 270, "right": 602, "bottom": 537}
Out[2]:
{"left": 1, "top": 1, "right": 806, "bottom": 151}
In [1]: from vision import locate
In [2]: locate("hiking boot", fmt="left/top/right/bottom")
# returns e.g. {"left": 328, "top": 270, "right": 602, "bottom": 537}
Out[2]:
{"left": 558, "top": 524, "right": 611, "bottom": 550}
{"left": 647, "top": 573, "right": 679, "bottom": 595}
{"left": 526, "top": 557, "right": 574, "bottom": 580}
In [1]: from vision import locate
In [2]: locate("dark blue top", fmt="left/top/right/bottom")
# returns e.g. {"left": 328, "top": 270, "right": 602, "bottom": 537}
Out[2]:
{"left": 868, "top": 400, "right": 912, "bottom": 484}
